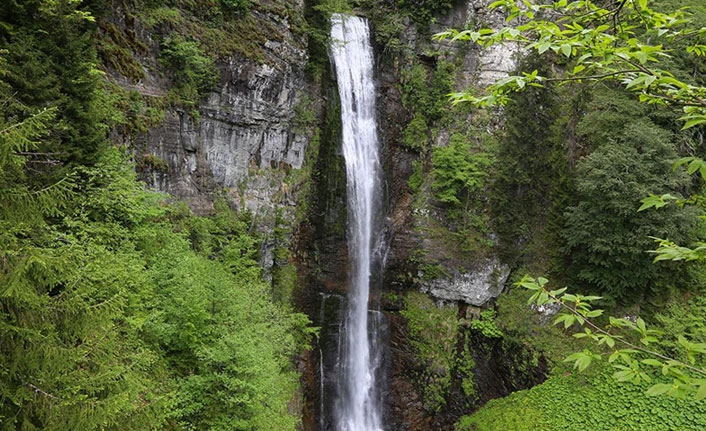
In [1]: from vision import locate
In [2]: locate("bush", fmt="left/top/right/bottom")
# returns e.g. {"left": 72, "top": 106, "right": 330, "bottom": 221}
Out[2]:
{"left": 160, "top": 38, "right": 218, "bottom": 106}
{"left": 403, "top": 112, "right": 428, "bottom": 151}
{"left": 432, "top": 133, "right": 492, "bottom": 209}
{"left": 220, "top": 0, "right": 252, "bottom": 14}
{"left": 398, "top": 0, "right": 455, "bottom": 24}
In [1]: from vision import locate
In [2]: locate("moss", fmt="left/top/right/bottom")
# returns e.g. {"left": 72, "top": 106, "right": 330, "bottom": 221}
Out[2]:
{"left": 292, "top": 94, "right": 317, "bottom": 134}
{"left": 399, "top": 248, "right": 448, "bottom": 284}
{"left": 309, "top": 82, "right": 347, "bottom": 239}
{"left": 408, "top": 160, "right": 423, "bottom": 191}
{"left": 401, "top": 292, "right": 459, "bottom": 412}
{"left": 495, "top": 284, "right": 589, "bottom": 372}
{"left": 136, "top": 153, "right": 169, "bottom": 173}
{"left": 469, "top": 310, "right": 503, "bottom": 339}
{"left": 102, "top": 83, "right": 167, "bottom": 137}
{"left": 272, "top": 245, "right": 298, "bottom": 305}
{"left": 456, "top": 338, "right": 478, "bottom": 400}
{"left": 96, "top": 20, "right": 147, "bottom": 82}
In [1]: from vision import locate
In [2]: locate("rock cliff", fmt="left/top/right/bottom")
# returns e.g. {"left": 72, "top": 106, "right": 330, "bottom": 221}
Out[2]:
{"left": 102, "top": 1, "right": 542, "bottom": 430}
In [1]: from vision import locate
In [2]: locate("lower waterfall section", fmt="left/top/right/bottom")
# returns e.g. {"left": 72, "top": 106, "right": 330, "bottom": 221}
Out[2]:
{"left": 329, "top": 13, "right": 385, "bottom": 431}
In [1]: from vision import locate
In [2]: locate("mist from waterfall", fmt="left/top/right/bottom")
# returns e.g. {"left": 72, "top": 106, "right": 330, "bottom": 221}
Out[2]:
{"left": 329, "top": 13, "right": 384, "bottom": 431}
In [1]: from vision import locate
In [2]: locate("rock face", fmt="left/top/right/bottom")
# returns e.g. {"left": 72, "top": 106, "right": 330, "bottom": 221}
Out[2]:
{"left": 370, "top": 2, "right": 532, "bottom": 430}
{"left": 104, "top": 3, "right": 314, "bottom": 277}
{"left": 379, "top": 0, "right": 517, "bottom": 309}
{"left": 105, "top": 1, "right": 539, "bottom": 430}
{"left": 140, "top": 30, "right": 310, "bottom": 219}
{"left": 420, "top": 259, "right": 511, "bottom": 306}
{"left": 430, "top": 0, "right": 520, "bottom": 86}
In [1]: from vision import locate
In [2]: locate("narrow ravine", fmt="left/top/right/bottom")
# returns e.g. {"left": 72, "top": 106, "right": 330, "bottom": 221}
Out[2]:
{"left": 329, "top": 13, "right": 385, "bottom": 431}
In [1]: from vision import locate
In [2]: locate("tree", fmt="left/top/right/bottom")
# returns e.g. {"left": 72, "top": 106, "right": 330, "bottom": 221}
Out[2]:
{"left": 562, "top": 98, "right": 696, "bottom": 302}
{"left": 436, "top": 0, "right": 706, "bottom": 126}
{"left": 0, "top": 0, "right": 106, "bottom": 165}
{"left": 438, "top": 0, "right": 706, "bottom": 399}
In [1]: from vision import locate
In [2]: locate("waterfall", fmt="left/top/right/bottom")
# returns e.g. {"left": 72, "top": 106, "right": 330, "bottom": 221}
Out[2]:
{"left": 329, "top": 13, "right": 384, "bottom": 431}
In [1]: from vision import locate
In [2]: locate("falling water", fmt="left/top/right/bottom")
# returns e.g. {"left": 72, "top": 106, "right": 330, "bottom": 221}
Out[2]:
{"left": 329, "top": 13, "right": 384, "bottom": 431}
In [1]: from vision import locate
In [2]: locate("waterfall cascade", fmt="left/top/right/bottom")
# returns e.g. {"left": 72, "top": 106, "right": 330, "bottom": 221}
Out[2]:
{"left": 329, "top": 13, "right": 384, "bottom": 431}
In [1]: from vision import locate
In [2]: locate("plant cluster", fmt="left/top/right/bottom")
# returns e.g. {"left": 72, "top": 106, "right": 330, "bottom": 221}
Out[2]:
{"left": 0, "top": 3, "right": 313, "bottom": 430}
{"left": 401, "top": 292, "right": 460, "bottom": 412}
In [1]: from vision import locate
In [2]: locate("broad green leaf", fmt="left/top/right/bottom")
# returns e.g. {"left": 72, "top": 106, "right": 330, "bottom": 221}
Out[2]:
{"left": 646, "top": 383, "right": 672, "bottom": 396}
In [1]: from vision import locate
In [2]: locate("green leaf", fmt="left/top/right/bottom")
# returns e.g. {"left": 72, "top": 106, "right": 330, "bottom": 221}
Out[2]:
{"left": 646, "top": 383, "right": 672, "bottom": 396}
{"left": 641, "top": 359, "right": 663, "bottom": 367}
{"left": 586, "top": 309, "right": 603, "bottom": 318}
{"left": 697, "top": 384, "right": 706, "bottom": 401}
{"left": 682, "top": 118, "right": 706, "bottom": 130}
{"left": 637, "top": 318, "right": 647, "bottom": 333}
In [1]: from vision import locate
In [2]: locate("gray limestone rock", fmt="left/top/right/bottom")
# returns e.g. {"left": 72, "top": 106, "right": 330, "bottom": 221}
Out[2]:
{"left": 420, "top": 259, "right": 511, "bottom": 306}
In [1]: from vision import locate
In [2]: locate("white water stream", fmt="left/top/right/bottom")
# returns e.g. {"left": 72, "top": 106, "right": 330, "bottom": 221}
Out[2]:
{"left": 330, "top": 13, "right": 384, "bottom": 431}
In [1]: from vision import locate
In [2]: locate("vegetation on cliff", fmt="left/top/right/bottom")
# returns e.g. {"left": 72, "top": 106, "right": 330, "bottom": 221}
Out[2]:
{"left": 437, "top": 0, "right": 706, "bottom": 428}
{"left": 4, "top": 0, "right": 706, "bottom": 430}
{"left": 0, "top": 1, "right": 311, "bottom": 430}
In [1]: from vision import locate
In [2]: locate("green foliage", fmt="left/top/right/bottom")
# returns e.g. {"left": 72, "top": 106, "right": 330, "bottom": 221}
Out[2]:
{"left": 313, "top": 0, "right": 352, "bottom": 14}
{"left": 470, "top": 310, "right": 503, "bottom": 339}
{"left": 0, "top": 0, "right": 107, "bottom": 165}
{"left": 0, "top": 108, "right": 75, "bottom": 222}
{"left": 96, "top": 20, "right": 147, "bottom": 82}
{"left": 160, "top": 37, "right": 219, "bottom": 107}
{"left": 431, "top": 133, "right": 491, "bottom": 208}
{"left": 437, "top": 1, "right": 706, "bottom": 129}
{"left": 402, "top": 112, "right": 428, "bottom": 151}
{"left": 486, "top": 60, "right": 566, "bottom": 265}
{"left": 0, "top": 2, "right": 317, "bottom": 430}
{"left": 519, "top": 275, "right": 706, "bottom": 400}
{"left": 655, "top": 293, "right": 706, "bottom": 366}
{"left": 401, "top": 60, "right": 456, "bottom": 124}
{"left": 103, "top": 83, "right": 167, "bottom": 137}
{"left": 562, "top": 109, "right": 696, "bottom": 301}
{"left": 0, "top": 148, "right": 167, "bottom": 430}
{"left": 397, "top": 59, "right": 458, "bottom": 183}
{"left": 0, "top": 145, "right": 311, "bottom": 430}
{"left": 220, "top": 0, "right": 252, "bottom": 15}
{"left": 401, "top": 292, "right": 459, "bottom": 412}
{"left": 445, "top": 1, "right": 706, "bottom": 426}
{"left": 408, "top": 160, "right": 424, "bottom": 192}
{"left": 141, "top": 220, "right": 304, "bottom": 430}
{"left": 457, "top": 366, "right": 706, "bottom": 431}
{"left": 495, "top": 283, "right": 586, "bottom": 369}
{"left": 456, "top": 340, "right": 478, "bottom": 399}
{"left": 397, "top": 0, "right": 455, "bottom": 25}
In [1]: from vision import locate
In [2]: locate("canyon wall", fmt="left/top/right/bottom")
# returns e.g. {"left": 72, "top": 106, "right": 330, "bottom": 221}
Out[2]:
{"left": 102, "top": 1, "right": 544, "bottom": 430}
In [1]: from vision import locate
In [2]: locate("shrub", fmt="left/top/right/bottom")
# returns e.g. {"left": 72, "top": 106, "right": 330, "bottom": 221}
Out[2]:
{"left": 432, "top": 133, "right": 491, "bottom": 209}
{"left": 160, "top": 38, "right": 218, "bottom": 107}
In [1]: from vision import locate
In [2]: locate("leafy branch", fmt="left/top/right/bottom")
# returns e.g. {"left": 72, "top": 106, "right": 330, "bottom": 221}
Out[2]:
{"left": 518, "top": 275, "right": 706, "bottom": 399}
{"left": 435, "top": 0, "right": 706, "bottom": 128}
